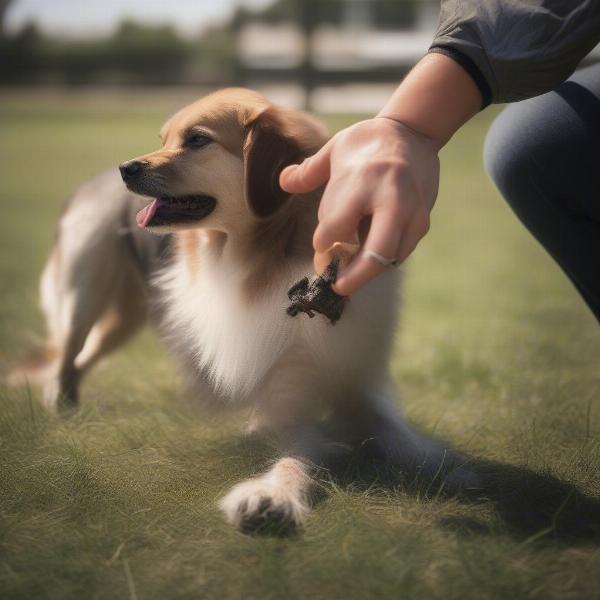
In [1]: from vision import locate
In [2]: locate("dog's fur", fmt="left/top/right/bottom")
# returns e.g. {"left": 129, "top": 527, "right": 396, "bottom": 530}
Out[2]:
{"left": 10, "top": 88, "right": 478, "bottom": 532}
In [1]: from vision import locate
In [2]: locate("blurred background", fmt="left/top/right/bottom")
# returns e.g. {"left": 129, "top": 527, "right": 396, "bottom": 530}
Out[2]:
{"left": 3, "top": 4, "right": 600, "bottom": 598}
{"left": 4, "top": 0, "right": 599, "bottom": 110}
{"left": 1, "top": 0, "right": 442, "bottom": 112}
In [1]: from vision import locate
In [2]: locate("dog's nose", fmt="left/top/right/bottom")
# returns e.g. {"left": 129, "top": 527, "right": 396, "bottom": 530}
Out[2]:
{"left": 119, "top": 160, "right": 143, "bottom": 181}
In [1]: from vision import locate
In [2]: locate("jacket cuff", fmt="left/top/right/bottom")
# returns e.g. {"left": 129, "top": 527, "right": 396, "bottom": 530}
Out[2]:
{"left": 428, "top": 45, "right": 492, "bottom": 109}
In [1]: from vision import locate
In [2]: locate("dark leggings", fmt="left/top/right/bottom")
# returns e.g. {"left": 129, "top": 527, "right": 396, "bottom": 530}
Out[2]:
{"left": 484, "top": 64, "right": 600, "bottom": 322}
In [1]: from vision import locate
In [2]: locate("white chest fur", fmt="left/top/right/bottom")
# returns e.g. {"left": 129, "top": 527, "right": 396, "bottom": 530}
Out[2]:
{"left": 159, "top": 251, "right": 302, "bottom": 400}
{"left": 157, "top": 235, "right": 400, "bottom": 408}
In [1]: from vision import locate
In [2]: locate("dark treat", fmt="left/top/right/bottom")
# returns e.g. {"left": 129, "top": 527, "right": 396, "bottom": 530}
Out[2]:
{"left": 286, "top": 260, "right": 347, "bottom": 324}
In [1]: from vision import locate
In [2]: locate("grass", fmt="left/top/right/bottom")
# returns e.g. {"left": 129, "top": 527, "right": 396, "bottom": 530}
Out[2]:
{"left": 1, "top": 89, "right": 600, "bottom": 599}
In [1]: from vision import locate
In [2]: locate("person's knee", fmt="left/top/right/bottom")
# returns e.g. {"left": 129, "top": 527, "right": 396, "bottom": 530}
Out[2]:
{"left": 483, "top": 104, "right": 536, "bottom": 202}
{"left": 484, "top": 83, "right": 594, "bottom": 210}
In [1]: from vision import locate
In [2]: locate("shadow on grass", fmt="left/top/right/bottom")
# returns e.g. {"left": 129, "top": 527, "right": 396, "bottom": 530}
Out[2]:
{"left": 5, "top": 386, "right": 599, "bottom": 544}
{"left": 325, "top": 450, "right": 600, "bottom": 547}
{"left": 458, "top": 458, "right": 600, "bottom": 545}
{"left": 204, "top": 427, "right": 600, "bottom": 543}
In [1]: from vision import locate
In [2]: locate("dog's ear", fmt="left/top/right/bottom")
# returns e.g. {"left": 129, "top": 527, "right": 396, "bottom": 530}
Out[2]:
{"left": 243, "top": 108, "right": 303, "bottom": 218}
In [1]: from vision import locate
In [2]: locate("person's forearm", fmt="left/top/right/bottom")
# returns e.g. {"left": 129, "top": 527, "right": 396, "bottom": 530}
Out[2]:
{"left": 377, "top": 53, "right": 482, "bottom": 147}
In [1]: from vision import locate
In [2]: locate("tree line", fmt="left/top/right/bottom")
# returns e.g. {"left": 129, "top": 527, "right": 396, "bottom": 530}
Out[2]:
{"left": 0, "top": 0, "right": 421, "bottom": 86}
{"left": 0, "top": 20, "right": 234, "bottom": 85}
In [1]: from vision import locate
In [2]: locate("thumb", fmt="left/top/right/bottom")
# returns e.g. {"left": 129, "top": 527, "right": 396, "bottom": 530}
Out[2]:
{"left": 280, "top": 138, "right": 333, "bottom": 194}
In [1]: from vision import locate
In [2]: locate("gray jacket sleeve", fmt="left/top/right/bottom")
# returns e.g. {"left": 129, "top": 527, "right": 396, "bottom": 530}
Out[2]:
{"left": 429, "top": 0, "right": 600, "bottom": 106}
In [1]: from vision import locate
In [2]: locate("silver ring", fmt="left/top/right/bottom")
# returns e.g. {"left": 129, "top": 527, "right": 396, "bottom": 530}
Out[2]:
{"left": 363, "top": 249, "right": 399, "bottom": 268}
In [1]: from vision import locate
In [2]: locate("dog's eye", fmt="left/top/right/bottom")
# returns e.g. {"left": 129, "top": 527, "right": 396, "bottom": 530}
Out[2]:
{"left": 185, "top": 132, "right": 212, "bottom": 149}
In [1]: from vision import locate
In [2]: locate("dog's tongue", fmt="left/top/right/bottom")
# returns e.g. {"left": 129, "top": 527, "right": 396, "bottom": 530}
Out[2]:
{"left": 136, "top": 199, "right": 159, "bottom": 228}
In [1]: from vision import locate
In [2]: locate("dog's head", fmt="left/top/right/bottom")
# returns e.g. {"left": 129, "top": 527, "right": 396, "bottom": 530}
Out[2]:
{"left": 119, "top": 88, "right": 329, "bottom": 234}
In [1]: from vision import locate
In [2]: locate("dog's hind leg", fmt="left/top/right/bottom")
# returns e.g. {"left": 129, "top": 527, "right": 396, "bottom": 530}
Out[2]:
{"left": 43, "top": 241, "right": 149, "bottom": 412}
{"left": 9, "top": 172, "right": 157, "bottom": 412}
{"left": 73, "top": 260, "right": 147, "bottom": 377}
{"left": 34, "top": 204, "right": 144, "bottom": 411}
{"left": 39, "top": 254, "right": 115, "bottom": 410}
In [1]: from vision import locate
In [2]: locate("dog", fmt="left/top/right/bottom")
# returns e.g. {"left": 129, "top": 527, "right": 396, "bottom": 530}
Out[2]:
{"left": 10, "top": 88, "right": 478, "bottom": 532}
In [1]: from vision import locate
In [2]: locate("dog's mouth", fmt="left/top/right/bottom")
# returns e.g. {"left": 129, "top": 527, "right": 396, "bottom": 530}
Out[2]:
{"left": 136, "top": 195, "right": 217, "bottom": 228}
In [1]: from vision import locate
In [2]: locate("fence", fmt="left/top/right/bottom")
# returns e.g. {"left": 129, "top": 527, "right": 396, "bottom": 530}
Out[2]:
{"left": 234, "top": 0, "right": 439, "bottom": 108}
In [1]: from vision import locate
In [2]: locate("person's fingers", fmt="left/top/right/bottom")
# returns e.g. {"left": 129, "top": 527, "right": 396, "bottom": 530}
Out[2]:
{"left": 333, "top": 208, "right": 404, "bottom": 296}
{"left": 279, "top": 138, "right": 334, "bottom": 194}
{"left": 313, "top": 207, "right": 363, "bottom": 253}
{"left": 394, "top": 213, "right": 430, "bottom": 264}
{"left": 313, "top": 242, "right": 360, "bottom": 275}
{"left": 357, "top": 216, "right": 371, "bottom": 246}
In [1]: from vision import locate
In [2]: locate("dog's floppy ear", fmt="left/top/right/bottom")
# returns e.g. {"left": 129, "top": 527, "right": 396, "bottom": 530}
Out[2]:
{"left": 243, "top": 108, "right": 303, "bottom": 219}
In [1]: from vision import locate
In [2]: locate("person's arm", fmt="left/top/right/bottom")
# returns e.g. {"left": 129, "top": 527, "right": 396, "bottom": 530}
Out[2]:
{"left": 280, "top": 0, "right": 600, "bottom": 297}
{"left": 377, "top": 52, "right": 481, "bottom": 145}
{"left": 280, "top": 53, "right": 480, "bottom": 295}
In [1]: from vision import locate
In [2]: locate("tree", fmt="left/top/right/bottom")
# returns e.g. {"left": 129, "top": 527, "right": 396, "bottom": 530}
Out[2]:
{"left": 0, "top": 0, "right": 13, "bottom": 37}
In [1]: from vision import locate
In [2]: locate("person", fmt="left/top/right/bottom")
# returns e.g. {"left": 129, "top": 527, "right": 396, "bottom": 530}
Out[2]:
{"left": 279, "top": 0, "right": 600, "bottom": 321}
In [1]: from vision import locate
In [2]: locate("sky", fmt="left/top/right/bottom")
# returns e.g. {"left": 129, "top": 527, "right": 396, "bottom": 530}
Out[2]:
{"left": 5, "top": 0, "right": 273, "bottom": 38}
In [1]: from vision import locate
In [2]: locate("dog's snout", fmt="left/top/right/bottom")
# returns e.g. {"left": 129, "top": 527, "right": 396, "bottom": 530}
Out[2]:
{"left": 119, "top": 160, "right": 144, "bottom": 181}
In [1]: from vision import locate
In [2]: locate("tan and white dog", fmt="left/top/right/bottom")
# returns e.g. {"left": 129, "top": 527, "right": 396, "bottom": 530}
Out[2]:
{"left": 11, "top": 88, "right": 477, "bottom": 532}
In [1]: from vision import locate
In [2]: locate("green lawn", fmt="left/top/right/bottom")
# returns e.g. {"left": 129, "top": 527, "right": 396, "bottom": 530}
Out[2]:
{"left": 1, "top": 90, "right": 600, "bottom": 600}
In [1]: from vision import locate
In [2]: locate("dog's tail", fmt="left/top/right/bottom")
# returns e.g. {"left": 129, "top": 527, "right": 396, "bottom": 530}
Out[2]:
{"left": 5, "top": 343, "right": 59, "bottom": 388}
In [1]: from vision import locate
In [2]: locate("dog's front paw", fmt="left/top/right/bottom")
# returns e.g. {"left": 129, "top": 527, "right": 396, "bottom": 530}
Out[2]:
{"left": 219, "top": 478, "right": 309, "bottom": 534}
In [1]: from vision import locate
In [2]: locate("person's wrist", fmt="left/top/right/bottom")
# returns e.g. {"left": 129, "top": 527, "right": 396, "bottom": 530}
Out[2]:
{"left": 373, "top": 114, "right": 442, "bottom": 152}
{"left": 377, "top": 53, "right": 482, "bottom": 147}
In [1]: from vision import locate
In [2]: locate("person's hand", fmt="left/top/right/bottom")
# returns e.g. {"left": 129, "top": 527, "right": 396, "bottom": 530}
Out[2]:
{"left": 280, "top": 116, "right": 441, "bottom": 296}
